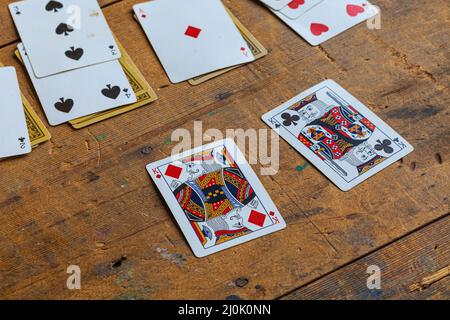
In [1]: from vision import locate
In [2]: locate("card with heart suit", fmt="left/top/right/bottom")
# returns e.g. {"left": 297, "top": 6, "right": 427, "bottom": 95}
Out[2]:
{"left": 0, "top": 67, "right": 31, "bottom": 158}
{"left": 23, "top": 94, "right": 51, "bottom": 147}
{"left": 262, "top": 80, "right": 414, "bottom": 191}
{"left": 273, "top": 0, "right": 379, "bottom": 45}
{"left": 18, "top": 43, "right": 136, "bottom": 126}
{"left": 133, "top": 0, "right": 255, "bottom": 83}
{"left": 188, "top": 8, "right": 268, "bottom": 85}
{"left": 259, "top": 0, "right": 292, "bottom": 10}
{"left": 9, "top": 0, "right": 120, "bottom": 78}
{"left": 279, "top": 0, "right": 324, "bottom": 20}
{"left": 147, "top": 139, "right": 286, "bottom": 257}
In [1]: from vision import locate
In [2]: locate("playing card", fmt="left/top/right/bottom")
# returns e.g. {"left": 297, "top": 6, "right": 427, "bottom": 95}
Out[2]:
{"left": 273, "top": 0, "right": 379, "bottom": 45}
{"left": 147, "top": 139, "right": 286, "bottom": 257}
{"left": 68, "top": 39, "right": 158, "bottom": 128}
{"left": 0, "top": 66, "right": 31, "bottom": 158}
{"left": 258, "top": 0, "right": 292, "bottom": 11}
{"left": 23, "top": 94, "right": 51, "bottom": 147}
{"left": 279, "top": 0, "right": 323, "bottom": 20}
{"left": 133, "top": 0, "right": 255, "bottom": 83}
{"left": 9, "top": 0, "right": 120, "bottom": 78}
{"left": 17, "top": 43, "right": 136, "bottom": 126}
{"left": 262, "top": 80, "right": 414, "bottom": 191}
{"left": 188, "top": 8, "right": 268, "bottom": 85}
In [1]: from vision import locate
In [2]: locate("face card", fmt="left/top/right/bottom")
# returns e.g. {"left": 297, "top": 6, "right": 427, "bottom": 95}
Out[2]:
{"left": 262, "top": 80, "right": 414, "bottom": 191}
{"left": 68, "top": 39, "right": 158, "bottom": 128}
{"left": 273, "top": 0, "right": 379, "bottom": 45}
{"left": 279, "top": 0, "right": 324, "bottom": 20}
{"left": 188, "top": 8, "right": 268, "bottom": 85}
{"left": 18, "top": 43, "right": 136, "bottom": 126}
{"left": 147, "top": 139, "right": 286, "bottom": 257}
{"left": 133, "top": 0, "right": 255, "bottom": 83}
{"left": 9, "top": 0, "right": 120, "bottom": 78}
{"left": 0, "top": 67, "right": 31, "bottom": 158}
{"left": 258, "top": 0, "right": 292, "bottom": 10}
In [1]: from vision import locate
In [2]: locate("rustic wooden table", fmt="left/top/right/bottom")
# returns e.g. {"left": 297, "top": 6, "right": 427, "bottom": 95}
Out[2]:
{"left": 0, "top": 0, "right": 448, "bottom": 300}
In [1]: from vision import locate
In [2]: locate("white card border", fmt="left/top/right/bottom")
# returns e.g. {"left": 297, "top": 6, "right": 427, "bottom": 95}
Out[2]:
{"left": 146, "top": 138, "right": 286, "bottom": 257}
{"left": 262, "top": 79, "right": 414, "bottom": 191}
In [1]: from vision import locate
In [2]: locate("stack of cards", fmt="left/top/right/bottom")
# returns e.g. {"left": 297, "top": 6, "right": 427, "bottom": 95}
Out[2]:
{"left": 0, "top": 67, "right": 31, "bottom": 159}
{"left": 258, "top": 0, "right": 379, "bottom": 45}
{"left": 9, "top": 0, "right": 144, "bottom": 126}
{"left": 147, "top": 139, "right": 286, "bottom": 257}
{"left": 133, "top": 0, "right": 260, "bottom": 84}
{"left": 262, "top": 80, "right": 414, "bottom": 191}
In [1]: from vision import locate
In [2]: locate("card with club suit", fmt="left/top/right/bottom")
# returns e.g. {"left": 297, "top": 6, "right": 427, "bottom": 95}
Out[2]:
{"left": 17, "top": 43, "right": 136, "bottom": 126}
{"left": 273, "top": 0, "right": 379, "bottom": 46}
{"left": 262, "top": 80, "right": 414, "bottom": 191}
{"left": 9, "top": 0, "right": 120, "bottom": 78}
{"left": 147, "top": 139, "right": 286, "bottom": 257}
{"left": 188, "top": 8, "right": 268, "bottom": 85}
{"left": 0, "top": 66, "right": 31, "bottom": 158}
{"left": 133, "top": 0, "right": 255, "bottom": 83}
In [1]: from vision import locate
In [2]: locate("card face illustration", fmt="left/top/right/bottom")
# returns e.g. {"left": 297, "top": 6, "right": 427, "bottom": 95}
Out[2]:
{"left": 9, "top": 0, "right": 120, "bottom": 78}
{"left": 133, "top": 0, "right": 255, "bottom": 83}
{"left": 0, "top": 66, "right": 31, "bottom": 158}
{"left": 262, "top": 80, "right": 414, "bottom": 191}
{"left": 147, "top": 139, "right": 286, "bottom": 257}
{"left": 273, "top": 0, "right": 379, "bottom": 45}
{"left": 18, "top": 43, "right": 136, "bottom": 126}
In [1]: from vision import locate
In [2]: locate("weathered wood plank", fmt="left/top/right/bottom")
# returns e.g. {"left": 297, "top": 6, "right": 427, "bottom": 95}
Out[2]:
{"left": 0, "top": 0, "right": 448, "bottom": 299}
{"left": 282, "top": 215, "right": 450, "bottom": 300}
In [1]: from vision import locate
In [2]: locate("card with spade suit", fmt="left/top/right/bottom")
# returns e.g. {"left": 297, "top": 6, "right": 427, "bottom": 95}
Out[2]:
{"left": 272, "top": 0, "right": 379, "bottom": 45}
{"left": 9, "top": 0, "right": 120, "bottom": 78}
{"left": 262, "top": 80, "right": 414, "bottom": 191}
{"left": 133, "top": 0, "right": 255, "bottom": 83}
{"left": 0, "top": 66, "right": 31, "bottom": 159}
{"left": 17, "top": 43, "right": 136, "bottom": 126}
{"left": 147, "top": 139, "right": 286, "bottom": 257}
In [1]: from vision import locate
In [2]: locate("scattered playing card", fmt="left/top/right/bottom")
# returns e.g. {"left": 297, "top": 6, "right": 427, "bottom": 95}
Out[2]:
{"left": 188, "top": 8, "right": 268, "bottom": 85}
{"left": 262, "top": 80, "right": 414, "bottom": 191}
{"left": 0, "top": 66, "right": 31, "bottom": 158}
{"left": 18, "top": 43, "right": 136, "bottom": 126}
{"left": 68, "top": 38, "right": 158, "bottom": 129}
{"left": 272, "top": 0, "right": 379, "bottom": 45}
{"left": 9, "top": 0, "right": 120, "bottom": 78}
{"left": 147, "top": 139, "right": 286, "bottom": 257}
{"left": 279, "top": 0, "right": 324, "bottom": 20}
{"left": 133, "top": 0, "right": 255, "bottom": 83}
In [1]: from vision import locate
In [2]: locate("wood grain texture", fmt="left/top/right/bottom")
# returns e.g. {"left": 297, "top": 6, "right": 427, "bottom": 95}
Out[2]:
{"left": 0, "top": 0, "right": 448, "bottom": 299}
{"left": 282, "top": 215, "right": 450, "bottom": 300}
